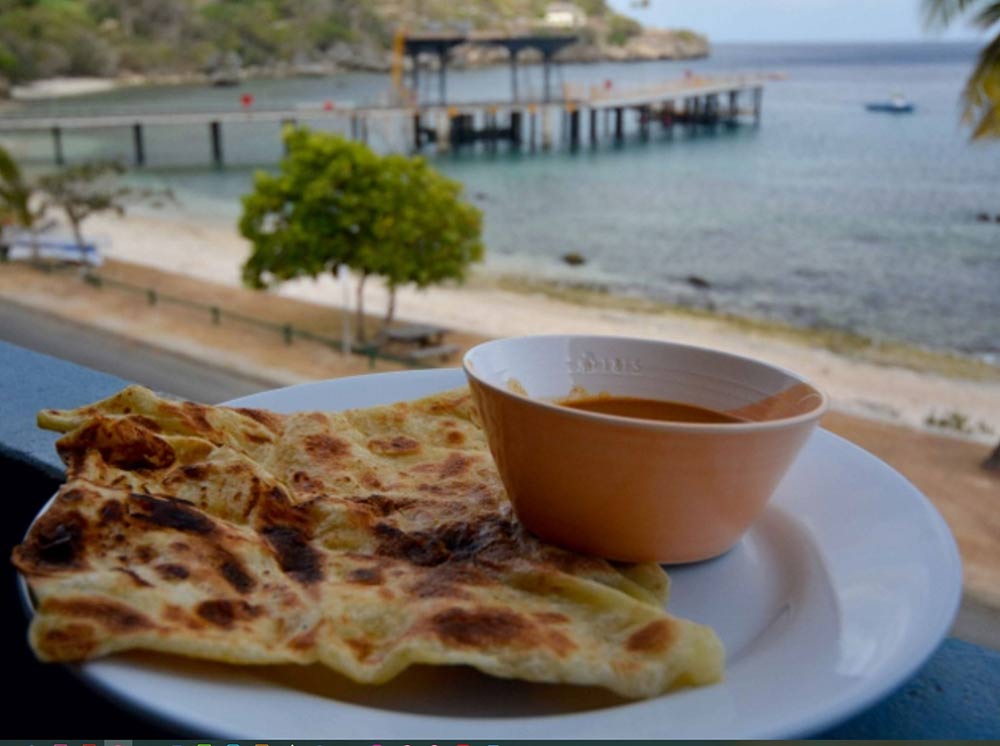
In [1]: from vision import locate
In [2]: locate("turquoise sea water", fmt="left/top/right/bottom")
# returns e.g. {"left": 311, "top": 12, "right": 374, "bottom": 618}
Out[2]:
{"left": 4, "top": 43, "right": 999, "bottom": 360}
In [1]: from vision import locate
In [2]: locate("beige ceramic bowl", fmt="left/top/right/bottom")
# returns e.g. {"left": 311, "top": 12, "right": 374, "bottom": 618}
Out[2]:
{"left": 463, "top": 335, "right": 828, "bottom": 563}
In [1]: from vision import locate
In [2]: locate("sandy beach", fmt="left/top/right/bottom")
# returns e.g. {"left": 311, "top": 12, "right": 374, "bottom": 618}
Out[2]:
{"left": 10, "top": 76, "right": 119, "bottom": 100}
{"left": 88, "top": 211, "right": 1000, "bottom": 441}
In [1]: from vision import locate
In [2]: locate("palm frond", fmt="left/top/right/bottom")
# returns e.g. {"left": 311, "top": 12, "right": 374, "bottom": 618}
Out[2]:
{"left": 971, "top": 1, "right": 1000, "bottom": 28}
{"left": 923, "top": 0, "right": 985, "bottom": 27}
{"left": 0, "top": 146, "right": 24, "bottom": 187}
{"left": 962, "top": 33, "right": 1000, "bottom": 138}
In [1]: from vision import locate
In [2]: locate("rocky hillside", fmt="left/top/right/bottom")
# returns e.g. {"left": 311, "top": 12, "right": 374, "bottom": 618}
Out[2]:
{"left": 0, "top": 0, "right": 708, "bottom": 90}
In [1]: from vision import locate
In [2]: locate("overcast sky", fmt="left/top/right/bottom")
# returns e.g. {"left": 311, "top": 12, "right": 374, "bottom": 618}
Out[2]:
{"left": 607, "top": 0, "right": 988, "bottom": 42}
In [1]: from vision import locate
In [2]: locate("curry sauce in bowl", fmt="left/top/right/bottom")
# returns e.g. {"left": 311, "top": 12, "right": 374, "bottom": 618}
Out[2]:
{"left": 558, "top": 395, "right": 746, "bottom": 424}
{"left": 464, "top": 335, "right": 827, "bottom": 563}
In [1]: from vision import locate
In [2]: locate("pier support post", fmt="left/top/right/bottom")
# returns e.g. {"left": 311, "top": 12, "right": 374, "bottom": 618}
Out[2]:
{"left": 209, "top": 121, "right": 223, "bottom": 167}
{"left": 51, "top": 126, "right": 65, "bottom": 166}
{"left": 568, "top": 106, "right": 580, "bottom": 152}
{"left": 753, "top": 86, "right": 763, "bottom": 124}
{"left": 510, "top": 109, "right": 522, "bottom": 148}
{"left": 529, "top": 105, "right": 537, "bottom": 153}
{"left": 449, "top": 113, "right": 474, "bottom": 149}
{"left": 707, "top": 94, "right": 719, "bottom": 125}
{"left": 614, "top": 107, "right": 624, "bottom": 144}
{"left": 132, "top": 123, "right": 145, "bottom": 166}
{"left": 542, "top": 106, "right": 552, "bottom": 151}
{"left": 486, "top": 108, "right": 497, "bottom": 154}
{"left": 413, "top": 112, "right": 422, "bottom": 151}
{"left": 436, "top": 109, "right": 452, "bottom": 154}
{"left": 728, "top": 90, "right": 738, "bottom": 123}
{"left": 589, "top": 108, "right": 598, "bottom": 148}
{"left": 661, "top": 101, "right": 675, "bottom": 133}
{"left": 639, "top": 105, "right": 650, "bottom": 141}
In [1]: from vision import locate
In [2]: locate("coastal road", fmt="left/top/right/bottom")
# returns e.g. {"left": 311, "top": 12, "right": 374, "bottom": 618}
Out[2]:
{"left": 0, "top": 298, "right": 275, "bottom": 402}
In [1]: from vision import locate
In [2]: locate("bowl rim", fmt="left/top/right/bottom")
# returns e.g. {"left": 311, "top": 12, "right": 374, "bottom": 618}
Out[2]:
{"left": 462, "top": 334, "right": 830, "bottom": 433}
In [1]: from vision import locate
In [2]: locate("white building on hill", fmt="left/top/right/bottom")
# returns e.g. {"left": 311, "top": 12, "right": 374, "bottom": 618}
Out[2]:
{"left": 543, "top": 2, "right": 587, "bottom": 29}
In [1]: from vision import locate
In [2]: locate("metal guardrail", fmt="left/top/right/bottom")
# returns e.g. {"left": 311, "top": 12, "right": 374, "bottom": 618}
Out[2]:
{"left": 69, "top": 267, "right": 416, "bottom": 369}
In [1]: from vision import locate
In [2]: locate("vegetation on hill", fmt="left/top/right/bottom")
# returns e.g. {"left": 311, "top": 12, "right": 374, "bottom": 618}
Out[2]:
{"left": 0, "top": 0, "right": 706, "bottom": 88}
{"left": 0, "top": 0, "right": 384, "bottom": 83}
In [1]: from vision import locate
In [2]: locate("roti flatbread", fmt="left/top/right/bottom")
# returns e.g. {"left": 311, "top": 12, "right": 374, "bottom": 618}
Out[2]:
{"left": 13, "top": 385, "right": 723, "bottom": 698}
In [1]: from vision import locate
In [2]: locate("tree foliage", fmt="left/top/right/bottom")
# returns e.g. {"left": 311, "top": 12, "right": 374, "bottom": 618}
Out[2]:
{"left": 924, "top": 0, "right": 1000, "bottom": 139}
{"left": 37, "top": 160, "right": 172, "bottom": 248}
{"left": 0, "top": 145, "right": 48, "bottom": 260}
{"left": 0, "top": 0, "right": 380, "bottom": 82}
{"left": 0, "top": 145, "right": 44, "bottom": 231}
{"left": 2, "top": 146, "right": 170, "bottom": 263}
{"left": 606, "top": 14, "right": 642, "bottom": 46}
{"left": 240, "top": 128, "right": 483, "bottom": 340}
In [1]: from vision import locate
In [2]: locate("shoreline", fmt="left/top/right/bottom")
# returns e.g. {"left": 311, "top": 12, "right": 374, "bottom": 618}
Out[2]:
{"left": 488, "top": 273, "right": 1000, "bottom": 381}
{"left": 2, "top": 41, "right": 711, "bottom": 103}
{"left": 10, "top": 77, "right": 120, "bottom": 100}
{"left": 81, "top": 210, "right": 1000, "bottom": 442}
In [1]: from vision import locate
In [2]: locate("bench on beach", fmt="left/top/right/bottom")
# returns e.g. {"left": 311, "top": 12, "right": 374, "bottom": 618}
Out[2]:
{"left": 1, "top": 234, "right": 102, "bottom": 267}
{"left": 375, "top": 323, "right": 458, "bottom": 364}
{"left": 383, "top": 323, "right": 448, "bottom": 347}
{"left": 403, "top": 343, "right": 460, "bottom": 362}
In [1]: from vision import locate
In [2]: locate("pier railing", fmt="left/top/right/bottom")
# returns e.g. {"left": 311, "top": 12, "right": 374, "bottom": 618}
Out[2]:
{"left": 564, "top": 72, "right": 775, "bottom": 106}
{"left": 0, "top": 72, "right": 777, "bottom": 164}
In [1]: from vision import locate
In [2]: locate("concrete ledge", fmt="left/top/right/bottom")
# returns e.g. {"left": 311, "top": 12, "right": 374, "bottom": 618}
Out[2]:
{"left": 818, "top": 639, "right": 1000, "bottom": 738}
{"left": 0, "top": 339, "right": 127, "bottom": 477}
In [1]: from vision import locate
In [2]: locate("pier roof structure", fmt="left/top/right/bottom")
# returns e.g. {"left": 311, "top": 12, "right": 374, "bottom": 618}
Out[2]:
{"left": 402, "top": 31, "right": 579, "bottom": 103}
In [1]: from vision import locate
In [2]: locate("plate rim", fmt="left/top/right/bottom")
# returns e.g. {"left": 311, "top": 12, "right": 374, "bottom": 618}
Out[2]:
{"left": 20, "top": 368, "right": 963, "bottom": 738}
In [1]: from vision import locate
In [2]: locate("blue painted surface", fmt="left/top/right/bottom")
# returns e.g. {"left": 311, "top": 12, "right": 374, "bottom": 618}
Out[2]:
{"left": 818, "top": 638, "right": 1000, "bottom": 739}
{"left": 1, "top": 341, "right": 998, "bottom": 737}
{"left": 0, "top": 339, "right": 127, "bottom": 477}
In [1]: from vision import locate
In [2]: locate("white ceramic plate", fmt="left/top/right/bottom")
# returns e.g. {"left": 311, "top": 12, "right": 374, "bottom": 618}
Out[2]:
{"left": 26, "top": 369, "right": 962, "bottom": 738}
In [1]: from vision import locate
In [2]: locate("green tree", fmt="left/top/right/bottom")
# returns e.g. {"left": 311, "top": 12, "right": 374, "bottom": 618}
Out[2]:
{"left": 359, "top": 153, "right": 484, "bottom": 329}
{"left": 38, "top": 160, "right": 172, "bottom": 249}
{"left": 240, "top": 128, "right": 483, "bottom": 342}
{"left": 924, "top": 0, "right": 1000, "bottom": 138}
{"left": 0, "top": 145, "right": 47, "bottom": 262}
{"left": 606, "top": 14, "right": 641, "bottom": 46}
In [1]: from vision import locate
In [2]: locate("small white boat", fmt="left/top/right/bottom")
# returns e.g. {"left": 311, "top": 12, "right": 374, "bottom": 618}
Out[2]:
{"left": 866, "top": 94, "right": 915, "bottom": 114}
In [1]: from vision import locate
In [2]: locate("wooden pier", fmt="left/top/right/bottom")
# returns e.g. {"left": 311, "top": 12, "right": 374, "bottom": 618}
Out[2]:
{"left": 0, "top": 74, "right": 771, "bottom": 166}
